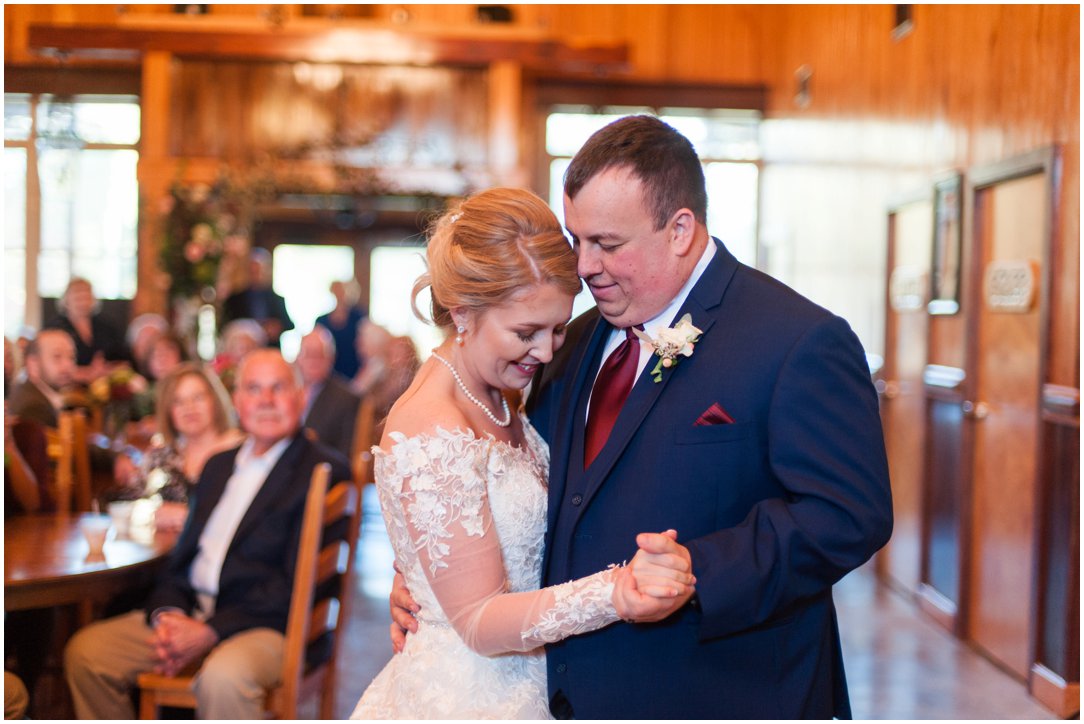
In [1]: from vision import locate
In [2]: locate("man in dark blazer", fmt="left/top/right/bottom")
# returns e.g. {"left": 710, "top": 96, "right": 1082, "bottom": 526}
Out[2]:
{"left": 64, "top": 349, "right": 349, "bottom": 719}
{"left": 295, "top": 327, "right": 361, "bottom": 460}
{"left": 7, "top": 329, "right": 77, "bottom": 428}
{"left": 532, "top": 116, "right": 893, "bottom": 718}
{"left": 221, "top": 248, "right": 294, "bottom": 348}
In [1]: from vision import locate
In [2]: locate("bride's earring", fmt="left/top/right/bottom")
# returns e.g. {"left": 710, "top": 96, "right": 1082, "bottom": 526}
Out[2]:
{"left": 455, "top": 325, "right": 466, "bottom": 346}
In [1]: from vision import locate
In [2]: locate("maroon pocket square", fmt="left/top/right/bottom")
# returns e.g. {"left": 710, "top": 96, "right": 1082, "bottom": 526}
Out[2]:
{"left": 695, "top": 402, "right": 735, "bottom": 426}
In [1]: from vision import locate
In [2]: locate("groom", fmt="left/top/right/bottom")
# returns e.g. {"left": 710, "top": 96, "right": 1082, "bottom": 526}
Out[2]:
{"left": 396, "top": 116, "right": 893, "bottom": 718}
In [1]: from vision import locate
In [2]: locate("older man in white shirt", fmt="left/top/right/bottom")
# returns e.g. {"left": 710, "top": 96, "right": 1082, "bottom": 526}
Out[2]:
{"left": 64, "top": 349, "right": 351, "bottom": 719}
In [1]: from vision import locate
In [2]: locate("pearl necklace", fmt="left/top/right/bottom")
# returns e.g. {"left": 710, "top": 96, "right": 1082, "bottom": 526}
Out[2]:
{"left": 430, "top": 351, "right": 512, "bottom": 428}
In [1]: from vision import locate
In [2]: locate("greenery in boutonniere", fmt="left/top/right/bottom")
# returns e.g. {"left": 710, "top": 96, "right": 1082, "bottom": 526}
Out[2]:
{"left": 633, "top": 313, "right": 703, "bottom": 383}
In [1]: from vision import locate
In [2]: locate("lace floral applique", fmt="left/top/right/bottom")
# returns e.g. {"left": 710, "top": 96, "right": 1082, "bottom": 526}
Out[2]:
{"left": 521, "top": 567, "right": 621, "bottom": 646}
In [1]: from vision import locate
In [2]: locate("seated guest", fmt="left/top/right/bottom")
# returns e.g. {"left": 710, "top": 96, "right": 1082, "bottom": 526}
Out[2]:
{"left": 4, "top": 337, "right": 16, "bottom": 394}
{"left": 45, "top": 277, "right": 129, "bottom": 384}
{"left": 213, "top": 319, "right": 267, "bottom": 393}
{"left": 64, "top": 349, "right": 350, "bottom": 719}
{"left": 4, "top": 411, "right": 52, "bottom": 515}
{"left": 127, "top": 313, "right": 170, "bottom": 377}
{"left": 373, "top": 335, "right": 421, "bottom": 422}
{"left": 4, "top": 671, "right": 29, "bottom": 720}
{"left": 349, "top": 320, "right": 392, "bottom": 398}
{"left": 7, "top": 328, "right": 77, "bottom": 428}
{"left": 131, "top": 332, "right": 190, "bottom": 425}
{"left": 295, "top": 327, "right": 360, "bottom": 460}
{"left": 315, "top": 280, "right": 367, "bottom": 379}
{"left": 110, "top": 363, "right": 243, "bottom": 532}
{"left": 221, "top": 248, "right": 293, "bottom": 348}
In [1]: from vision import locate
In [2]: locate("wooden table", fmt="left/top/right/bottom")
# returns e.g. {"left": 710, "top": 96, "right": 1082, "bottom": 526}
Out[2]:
{"left": 5, "top": 513, "right": 178, "bottom": 612}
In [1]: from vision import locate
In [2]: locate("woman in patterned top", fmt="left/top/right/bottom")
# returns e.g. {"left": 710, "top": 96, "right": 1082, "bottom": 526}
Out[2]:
{"left": 116, "top": 363, "right": 243, "bottom": 531}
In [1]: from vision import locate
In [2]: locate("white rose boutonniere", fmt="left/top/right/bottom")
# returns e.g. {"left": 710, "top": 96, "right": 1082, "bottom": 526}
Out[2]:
{"left": 633, "top": 313, "right": 703, "bottom": 383}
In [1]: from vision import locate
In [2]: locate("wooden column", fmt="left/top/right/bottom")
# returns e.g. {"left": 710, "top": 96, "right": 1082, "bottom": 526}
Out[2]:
{"left": 487, "top": 60, "right": 525, "bottom": 188}
{"left": 133, "top": 49, "right": 173, "bottom": 317}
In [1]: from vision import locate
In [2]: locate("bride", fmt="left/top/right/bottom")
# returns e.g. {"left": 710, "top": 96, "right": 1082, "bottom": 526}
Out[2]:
{"left": 351, "top": 188, "right": 694, "bottom": 719}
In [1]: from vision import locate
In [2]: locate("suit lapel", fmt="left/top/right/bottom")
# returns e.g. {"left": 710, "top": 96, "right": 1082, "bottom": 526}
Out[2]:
{"left": 230, "top": 433, "right": 307, "bottom": 546}
{"left": 578, "top": 239, "right": 738, "bottom": 509}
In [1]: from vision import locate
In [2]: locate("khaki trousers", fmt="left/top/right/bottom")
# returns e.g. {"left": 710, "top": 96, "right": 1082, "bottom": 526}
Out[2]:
{"left": 64, "top": 610, "right": 284, "bottom": 719}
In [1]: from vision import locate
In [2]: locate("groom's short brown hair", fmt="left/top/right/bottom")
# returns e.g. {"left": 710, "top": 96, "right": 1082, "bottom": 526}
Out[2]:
{"left": 563, "top": 115, "right": 708, "bottom": 231}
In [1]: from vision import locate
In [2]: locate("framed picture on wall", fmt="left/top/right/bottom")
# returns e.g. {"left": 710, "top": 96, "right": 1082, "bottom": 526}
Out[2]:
{"left": 929, "top": 173, "right": 963, "bottom": 315}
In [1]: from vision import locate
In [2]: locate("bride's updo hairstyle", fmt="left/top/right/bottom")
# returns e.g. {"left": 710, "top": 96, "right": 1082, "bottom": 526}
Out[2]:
{"left": 412, "top": 188, "right": 581, "bottom": 329}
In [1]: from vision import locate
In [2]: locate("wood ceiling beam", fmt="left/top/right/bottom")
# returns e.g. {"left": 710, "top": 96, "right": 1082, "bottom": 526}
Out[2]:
{"left": 26, "top": 23, "right": 629, "bottom": 74}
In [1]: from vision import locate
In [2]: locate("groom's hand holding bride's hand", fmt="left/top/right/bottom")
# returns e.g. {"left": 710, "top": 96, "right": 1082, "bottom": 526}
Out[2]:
{"left": 613, "top": 529, "right": 697, "bottom": 624}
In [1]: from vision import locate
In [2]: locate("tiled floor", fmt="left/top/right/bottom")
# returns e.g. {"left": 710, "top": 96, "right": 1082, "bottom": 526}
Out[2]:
{"left": 318, "top": 486, "right": 1059, "bottom": 720}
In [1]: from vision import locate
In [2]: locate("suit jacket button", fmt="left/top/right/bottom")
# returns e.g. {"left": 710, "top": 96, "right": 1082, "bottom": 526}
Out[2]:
{"left": 556, "top": 663, "right": 567, "bottom": 673}
{"left": 571, "top": 494, "right": 583, "bottom": 506}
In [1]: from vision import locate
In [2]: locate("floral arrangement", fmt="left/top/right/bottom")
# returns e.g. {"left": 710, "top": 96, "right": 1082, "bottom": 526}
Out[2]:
{"left": 633, "top": 313, "right": 703, "bottom": 383}
{"left": 88, "top": 366, "right": 149, "bottom": 406}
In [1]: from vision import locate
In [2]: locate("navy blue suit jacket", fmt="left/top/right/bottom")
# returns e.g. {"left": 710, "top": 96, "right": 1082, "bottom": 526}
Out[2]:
{"left": 531, "top": 240, "right": 892, "bottom": 718}
{"left": 144, "top": 432, "right": 350, "bottom": 641}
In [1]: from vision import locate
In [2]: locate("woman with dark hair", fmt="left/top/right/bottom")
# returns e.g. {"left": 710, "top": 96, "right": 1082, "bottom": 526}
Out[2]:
{"left": 45, "top": 277, "right": 130, "bottom": 383}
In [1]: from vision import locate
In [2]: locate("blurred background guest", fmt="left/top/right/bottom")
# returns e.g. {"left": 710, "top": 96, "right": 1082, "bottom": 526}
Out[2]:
{"left": 315, "top": 279, "right": 367, "bottom": 379}
{"left": 212, "top": 319, "right": 266, "bottom": 392}
{"left": 7, "top": 328, "right": 76, "bottom": 428}
{"left": 4, "top": 336, "right": 16, "bottom": 394}
{"left": 110, "top": 362, "right": 241, "bottom": 532}
{"left": 129, "top": 331, "right": 190, "bottom": 432}
{"left": 295, "top": 326, "right": 359, "bottom": 460}
{"left": 379, "top": 335, "right": 420, "bottom": 418}
{"left": 349, "top": 319, "right": 392, "bottom": 399}
{"left": 220, "top": 247, "right": 293, "bottom": 348}
{"left": 44, "top": 277, "right": 129, "bottom": 384}
{"left": 126, "top": 312, "right": 170, "bottom": 378}
{"left": 5, "top": 408, "right": 52, "bottom": 515}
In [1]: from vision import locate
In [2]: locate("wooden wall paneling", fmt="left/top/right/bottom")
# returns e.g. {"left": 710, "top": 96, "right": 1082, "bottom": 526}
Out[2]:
{"left": 878, "top": 196, "right": 933, "bottom": 595}
{"left": 964, "top": 150, "right": 1054, "bottom": 681}
{"left": 1030, "top": 385, "right": 1080, "bottom": 717}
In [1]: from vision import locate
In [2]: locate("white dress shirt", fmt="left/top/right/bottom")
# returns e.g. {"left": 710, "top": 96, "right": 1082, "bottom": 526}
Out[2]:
{"left": 188, "top": 435, "right": 291, "bottom": 618}
{"left": 594, "top": 239, "right": 717, "bottom": 388}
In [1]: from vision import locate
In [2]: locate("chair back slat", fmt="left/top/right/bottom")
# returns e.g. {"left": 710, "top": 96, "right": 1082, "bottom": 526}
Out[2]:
{"left": 307, "top": 597, "right": 340, "bottom": 645}
{"left": 316, "top": 540, "right": 350, "bottom": 583}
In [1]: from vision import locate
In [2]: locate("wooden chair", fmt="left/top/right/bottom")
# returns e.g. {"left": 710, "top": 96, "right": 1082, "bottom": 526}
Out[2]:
{"left": 350, "top": 395, "right": 378, "bottom": 486}
{"left": 44, "top": 409, "right": 93, "bottom": 512}
{"left": 136, "top": 462, "right": 360, "bottom": 719}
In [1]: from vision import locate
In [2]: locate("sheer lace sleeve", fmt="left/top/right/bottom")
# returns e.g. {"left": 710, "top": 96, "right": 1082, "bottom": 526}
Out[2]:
{"left": 391, "top": 432, "right": 621, "bottom": 656}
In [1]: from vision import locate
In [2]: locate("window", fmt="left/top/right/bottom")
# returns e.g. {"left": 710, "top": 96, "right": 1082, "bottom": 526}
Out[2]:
{"left": 3, "top": 94, "right": 140, "bottom": 337}
{"left": 545, "top": 106, "right": 761, "bottom": 320}
{"left": 368, "top": 245, "right": 443, "bottom": 359}
{"left": 271, "top": 244, "right": 356, "bottom": 361}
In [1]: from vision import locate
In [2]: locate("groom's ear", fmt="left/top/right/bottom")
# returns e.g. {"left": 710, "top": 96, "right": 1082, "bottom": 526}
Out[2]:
{"left": 667, "top": 208, "right": 697, "bottom": 257}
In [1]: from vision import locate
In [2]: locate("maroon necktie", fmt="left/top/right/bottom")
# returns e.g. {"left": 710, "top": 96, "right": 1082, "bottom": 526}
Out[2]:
{"left": 584, "top": 327, "right": 640, "bottom": 468}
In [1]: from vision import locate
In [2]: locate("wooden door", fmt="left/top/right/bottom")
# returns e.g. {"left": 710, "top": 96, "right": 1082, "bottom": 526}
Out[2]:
{"left": 965, "top": 159, "right": 1051, "bottom": 679}
{"left": 878, "top": 198, "right": 932, "bottom": 594}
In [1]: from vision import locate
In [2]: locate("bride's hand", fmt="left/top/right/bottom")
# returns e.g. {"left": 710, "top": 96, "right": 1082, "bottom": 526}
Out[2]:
{"left": 613, "top": 530, "right": 696, "bottom": 623}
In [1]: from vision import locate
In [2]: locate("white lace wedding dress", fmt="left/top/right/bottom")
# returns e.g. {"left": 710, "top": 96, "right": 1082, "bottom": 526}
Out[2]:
{"left": 351, "top": 417, "right": 621, "bottom": 720}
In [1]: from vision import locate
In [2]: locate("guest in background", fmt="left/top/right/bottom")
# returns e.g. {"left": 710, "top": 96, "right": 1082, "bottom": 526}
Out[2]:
{"left": 111, "top": 363, "right": 242, "bottom": 532}
{"left": 4, "top": 671, "right": 29, "bottom": 720}
{"left": 349, "top": 320, "right": 392, "bottom": 399}
{"left": 295, "top": 327, "right": 360, "bottom": 460}
{"left": 45, "top": 277, "right": 129, "bottom": 383}
{"left": 7, "top": 329, "right": 76, "bottom": 428}
{"left": 65, "top": 350, "right": 350, "bottom": 719}
{"left": 130, "top": 332, "right": 190, "bottom": 426}
{"left": 126, "top": 313, "right": 170, "bottom": 377}
{"left": 221, "top": 248, "right": 293, "bottom": 348}
{"left": 4, "top": 409, "right": 52, "bottom": 515}
{"left": 4, "top": 337, "right": 16, "bottom": 393}
{"left": 315, "top": 280, "right": 367, "bottom": 379}
{"left": 377, "top": 335, "right": 421, "bottom": 418}
{"left": 212, "top": 319, "right": 267, "bottom": 392}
